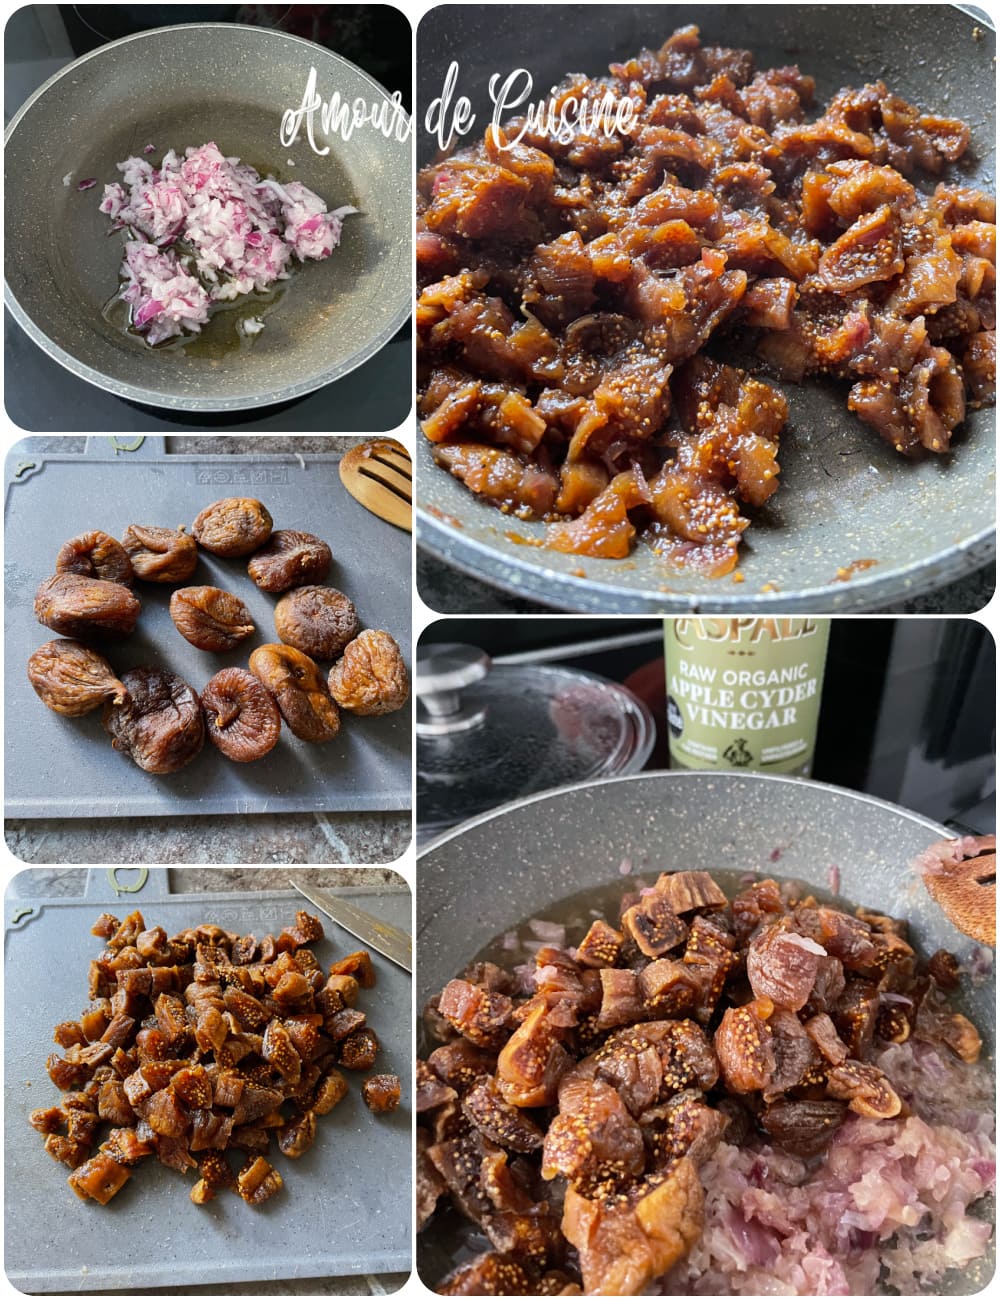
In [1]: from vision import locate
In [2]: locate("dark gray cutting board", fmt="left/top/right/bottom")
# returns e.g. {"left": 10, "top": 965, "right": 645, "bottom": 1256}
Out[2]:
{"left": 4, "top": 871, "right": 412, "bottom": 1291}
{"left": 4, "top": 442, "right": 411, "bottom": 817}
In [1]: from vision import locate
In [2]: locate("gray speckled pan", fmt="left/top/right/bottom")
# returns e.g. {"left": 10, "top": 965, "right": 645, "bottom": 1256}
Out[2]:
{"left": 4, "top": 23, "right": 411, "bottom": 411}
{"left": 416, "top": 4, "right": 996, "bottom": 612}
{"left": 417, "top": 771, "right": 995, "bottom": 1293}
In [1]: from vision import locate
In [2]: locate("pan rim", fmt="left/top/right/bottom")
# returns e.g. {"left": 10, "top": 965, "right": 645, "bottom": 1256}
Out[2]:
{"left": 4, "top": 22, "right": 412, "bottom": 413}
{"left": 416, "top": 503, "right": 996, "bottom": 614}
{"left": 417, "top": 768, "right": 951, "bottom": 862}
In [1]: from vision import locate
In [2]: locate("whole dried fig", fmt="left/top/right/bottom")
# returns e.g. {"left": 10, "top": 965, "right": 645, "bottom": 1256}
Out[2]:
{"left": 34, "top": 572, "right": 141, "bottom": 637}
{"left": 274, "top": 586, "right": 359, "bottom": 661}
{"left": 103, "top": 666, "right": 205, "bottom": 773}
{"left": 192, "top": 498, "right": 273, "bottom": 557}
{"left": 55, "top": 531, "right": 134, "bottom": 587}
{"left": 328, "top": 630, "right": 409, "bottom": 715}
{"left": 201, "top": 668, "right": 281, "bottom": 762}
{"left": 27, "top": 639, "right": 128, "bottom": 716}
{"left": 247, "top": 530, "right": 332, "bottom": 593}
{"left": 248, "top": 644, "right": 340, "bottom": 743}
{"left": 170, "top": 587, "right": 255, "bottom": 652}
{"left": 122, "top": 525, "right": 198, "bottom": 583}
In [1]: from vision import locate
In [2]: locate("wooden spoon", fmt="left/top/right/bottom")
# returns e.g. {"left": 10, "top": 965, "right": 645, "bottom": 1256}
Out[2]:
{"left": 919, "top": 834, "right": 995, "bottom": 946}
{"left": 339, "top": 438, "right": 412, "bottom": 532}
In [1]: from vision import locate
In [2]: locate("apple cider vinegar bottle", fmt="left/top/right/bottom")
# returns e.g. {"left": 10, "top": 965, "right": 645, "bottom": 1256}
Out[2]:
{"left": 663, "top": 619, "right": 831, "bottom": 776}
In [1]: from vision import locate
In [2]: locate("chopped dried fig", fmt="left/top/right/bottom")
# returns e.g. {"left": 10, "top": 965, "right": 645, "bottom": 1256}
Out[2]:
{"left": 201, "top": 668, "right": 281, "bottom": 763}
{"left": 339, "top": 1027, "right": 380, "bottom": 1070}
{"left": 248, "top": 644, "right": 340, "bottom": 743}
{"left": 274, "top": 586, "right": 359, "bottom": 661}
{"left": 102, "top": 666, "right": 205, "bottom": 774}
{"left": 56, "top": 531, "right": 134, "bottom": 587}
{"left": 34, "top": 572, "right": 141, "bottom": 637}
{"left": 328, "top": 630, "right": 409, "bottom": 716}
{"left": 192, "top": 498, "right": 273, "bottom": 557}
{"left": 28, "top": 639, "right": 128, "bottom": 716}
{"left": 714, "top": 997, "right": 775, "bottom": 1094}
{"left": 826, "top": 1059, "right": 901, "bottom": 1118}
{"left": 122, "top": 525, "right": 198, "bottom": 583}
{"left": 236, "top": 1155, "right": 283, "bottom": 1204}
{"left": 362, "top": 1073, "right": 401, "bottom": 1113}
{"left": 248, "top": 530, "right": 332, "bottom": 593}
{"left": 170, "top": 586, "right": 255, "bottom": 652}
{"left": 277, "top": 1110, "right": 317, "bottom": 1158}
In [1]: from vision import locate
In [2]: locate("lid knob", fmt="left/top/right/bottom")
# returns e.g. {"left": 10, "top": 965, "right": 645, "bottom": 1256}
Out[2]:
{"left": 416, "top": 643, "right": 490, "bottom": 736}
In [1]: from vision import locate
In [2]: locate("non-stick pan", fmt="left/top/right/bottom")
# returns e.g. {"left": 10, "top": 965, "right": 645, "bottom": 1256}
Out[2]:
{"left": 417, "top": 770, "right": 996, "bottom": 1293}
{"left": 5, "top": 23, "right": 411, "bottom": 411}
{"left": 415, "top": 5, "right": 996, "bottom": 612}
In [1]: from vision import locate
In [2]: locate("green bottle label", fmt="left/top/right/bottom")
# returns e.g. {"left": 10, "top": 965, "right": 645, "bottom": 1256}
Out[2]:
{"left": 663, "top": 618, "right": 830, "bottom": 776}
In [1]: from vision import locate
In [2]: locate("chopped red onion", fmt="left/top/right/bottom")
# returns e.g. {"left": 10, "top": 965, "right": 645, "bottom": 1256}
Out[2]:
{"left": 95, "top": 142, "right": 356, "bottom": 344}
{"left": 77, "top": 178, "right": 97, "bottom": 191}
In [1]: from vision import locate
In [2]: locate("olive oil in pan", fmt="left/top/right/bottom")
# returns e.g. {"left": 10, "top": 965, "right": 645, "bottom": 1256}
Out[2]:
{"left": 102, "top": 274, "right": 290, "bottom": 359}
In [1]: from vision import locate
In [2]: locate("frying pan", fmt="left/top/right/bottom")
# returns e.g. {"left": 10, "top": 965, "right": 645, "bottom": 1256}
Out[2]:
{"left": 417, "top": 770, "right": 996, "bottom": 1293}
{"left": 4, "top": 23, "right": 410, "bottom": 411}
{"left": 415, "top": 5, "right": 996, "bottom": 612}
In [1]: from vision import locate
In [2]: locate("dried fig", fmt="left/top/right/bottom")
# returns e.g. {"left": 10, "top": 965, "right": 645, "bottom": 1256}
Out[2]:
{"left": 55, "top": 531, "right": 134, "bottom": 587}
{"left": 170, "top": 587, "right": 255, "bottom": 652}
{"left": 248, "top": 644, "right": 340, "bottom": 743}
{"left": 27, "top": 639, "right": 128, "bottom": 716}
{"left": 103, "top": 667, "right": 205, "bottom": 773}
{"left": 274, "top": 586, "right": 359, "bottom": 661}
{"left": 328, "top": 630, "right": 409, "bottom": 715}
{"left": 34, "top": 572, "right": 141, "bottom": 637}
{"left": 201, "top": 668, "right": 281, "bottom": 762}
{"left": 122, "top": 525, "right": 198, "bottom": 583}
{"left": 192, "top": 498, "right": 273, "bottom": 557}
{"left": 247, "top": 530, "right": 332, "bottom": 593}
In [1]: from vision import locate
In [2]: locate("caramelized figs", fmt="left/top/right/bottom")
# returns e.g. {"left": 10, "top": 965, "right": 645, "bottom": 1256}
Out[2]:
{"left": 103, "top": 667, "right": 205, "bottom": 773}
{"left": 28, "top": 639, "right": 128, "bottom": 716}
{"left": 274, "top": 586, "right": 359, "bottom": 661}
{"left": 248, "top": 644, "right": 340, "bottom": 743}
{"left": 328, "top": 630, "right": 409, "bottom": 715}
{"left": 34, "top": 572, "right": 141, "bottom": 637}
{"left": 192, "top": 498, "right": 273, "bottom": 557}
{"left": 122, "top": 526, "right": 198, "bottom": 583}
{"left": 201, "top": 668, "right": 281, "bottom": 762}
{"left": 247, "top": 530, "right": 332, "bottom": 593}
{"left": 170, "top": 586, "right": 255, "bottom": 652}
{"left": 55, "top": 531, "right": 134, "bottom": 588}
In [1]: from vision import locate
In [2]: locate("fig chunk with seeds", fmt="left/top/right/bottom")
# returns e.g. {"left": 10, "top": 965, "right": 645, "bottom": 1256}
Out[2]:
{"left": 248, "top": 530, "right": 332, "bottom": 592}
{"left": 201, "top": 668, "right": 281, "bottom": 763}
{"left": 192, "top": 498, "right": 273, "bottom": 557}
{"left": 328, "top": 630, "right": 409, "bottom": 716}
{"left": 362, "top": 1074, "right": 401, "bottom": 1113}
{"left": 103, "top": 666, "right": 204, "bottom": 773}
{"left": 122, "top": 525, "right": 198, "bottom": 583}
{"left": 274, "top": 585, "right": 359, "bottom": 661}
{"left": 34, "top": 572, "right": 141, "bottom": 637}
{"left": 28, "top": 639, "right": 128, "bottom": 716}
{"left": 249, "top": 644, "right": 340, "bottom": 743}
{"left": 56, "top": 531, "right": 134, "bottom": 587}
{"left": 170, "top": 586, "right": 255, "bottom": 652}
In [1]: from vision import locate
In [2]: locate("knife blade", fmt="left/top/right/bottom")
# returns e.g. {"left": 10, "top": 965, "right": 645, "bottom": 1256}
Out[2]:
{"left": 290, "top": 879, "right": 412, "bottom": 973}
